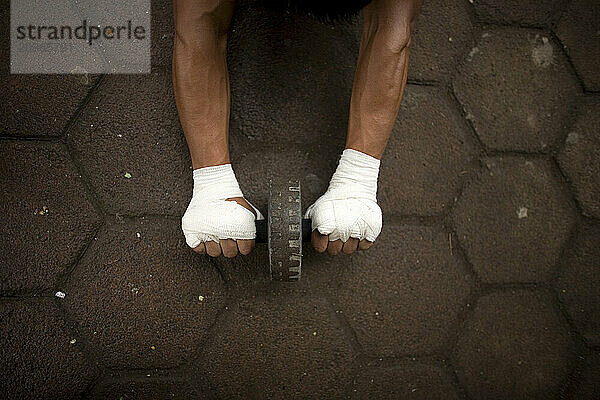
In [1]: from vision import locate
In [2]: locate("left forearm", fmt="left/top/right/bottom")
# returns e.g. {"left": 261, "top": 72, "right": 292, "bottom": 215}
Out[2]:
{"left": 345, "top": 0, "right": 421, "bottom": 159}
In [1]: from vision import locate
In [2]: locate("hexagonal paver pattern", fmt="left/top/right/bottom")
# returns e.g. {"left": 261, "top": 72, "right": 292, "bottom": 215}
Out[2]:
{"left": 454, "top": 290, "right": 573, "bottom": 400}
{"left": 0, "top": 300, "right": 96, "bottom": 398}
{"left": 558, "top": 97, "right": 600, "bottom": 218}
{"left": 63, "top": 217, "right": 225, "bottom": 369}
{"left": 4, "top": 74, "right": 98, "bottom": 137}
{"left": 306, "top": 224, "right": 472, "bottom": 356}
{"left": 571, "top": 352, "right": 600, "bottom": 400}
{"left": 409, "top": 0, "right": 474, "bottom": 82}
{"left": 91, "top": 376, "right": 202, "bottom": 399}
{"left": 556, "top": 0, "right": 600, "bottom": 92}
{"left": 452, "top": 157, "right": 575, "bottom": 283}
{"left": 378, "top": 84, "right": 475, "bottom": 216}
{"left": 454, "top": 28, "right": 579, "bottom": 152}
{"left": 67, "top": 70, "right": 191, "bottom": 215}
{"left": 0, "top": 141, "right": 100, "bottom": 292}
{"left": 556, "top": 221, "right": 600, "bottom": 346}
{"left": 197, "top": 296, "right": 355, "bottom": 399}
{"left": 227, "top": 3, "right": 359, "bottom": 144}
{"left": 472, "top": 0, "right": 564, "bottom": 27}
{"left": 350, "top": 360, "right": 461, "bottom": 400}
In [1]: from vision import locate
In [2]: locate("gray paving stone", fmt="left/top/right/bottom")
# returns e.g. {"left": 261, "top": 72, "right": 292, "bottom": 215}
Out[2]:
{"left": 409, "top": 0, "right": 474, "bottom": 82}
{"left": 4, "top": 74, "right": 98, "bottom": 137}
{"left": 570, "top": 352, "right": 600, "bottom": 400}
{"left": 472, "top": 0, "right": 565, "bottom": 27}
{"left": 454, "top": 27, "right": 580, "bottom": 152}
{"left": 197, "top": 295, "right": 355, "bottom": 399}
{"left": 0, "top": 300, "right": 97, "bottom": 399}
{"left": 67, "top": 70, "right": 192, "bottom": 215}
{"left": 90, "top": 376, "right": 203, "bottom": 400}
{"left": 227, "top": 3, "right": 360, "bottom": 145}
{"left": 0, "top": 141, "right": 100, "bottom": 292}
{"left": 453, "top": 290, "right": 573, "bottom": 400}
{"left": 305, "top": 224, "right": 472, "bottom": 356}
{"left": 452, "top": 157, "right": 576, "bottom": 283}
{"left": 350, "top": 359, "right": 461, "bottom": 400}
{"left": 379, "top": 84, "right": 476, "bottom": 216}
{"left": 556, "top": 221, "right": 600, "bottom": 346}
{"left": 556, "top": 0, "right": 600, "bottom": 92}
{"left": 63, "top": 217, "right": 225, "bottom": 369}
{"left": 558, "top": 97, "right": 600, "bottom": 218}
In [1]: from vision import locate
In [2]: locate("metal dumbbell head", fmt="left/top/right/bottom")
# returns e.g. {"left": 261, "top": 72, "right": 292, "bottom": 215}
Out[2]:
{"left": 255, "top": 179, "right": 312, "bottom": 282}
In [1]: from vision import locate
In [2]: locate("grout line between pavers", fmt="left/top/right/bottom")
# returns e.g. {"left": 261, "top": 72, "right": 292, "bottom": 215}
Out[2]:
{"left": 548, "top": 28, "right": 589, "bottom": 94}
{"left": 0, "top": 135, "right": 62, "bottom": 142}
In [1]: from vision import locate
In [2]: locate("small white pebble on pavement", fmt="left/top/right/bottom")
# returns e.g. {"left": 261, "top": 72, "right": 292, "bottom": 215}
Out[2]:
{"left": 198, "top": 295, "right": 204, "bottom": 302}
{"left": 517, "top": 207, "right": 528, "bottom": 219}
{"left": 55, "top": 291, "right": 66, "bottom": 299}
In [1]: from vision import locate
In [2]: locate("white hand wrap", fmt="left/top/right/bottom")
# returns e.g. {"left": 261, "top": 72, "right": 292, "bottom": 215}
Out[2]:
{"left": 181, "top": 164, "right": 264, "bottom": 248}
{"left": 305, "top": 148, "right": 382, "bottom": 242}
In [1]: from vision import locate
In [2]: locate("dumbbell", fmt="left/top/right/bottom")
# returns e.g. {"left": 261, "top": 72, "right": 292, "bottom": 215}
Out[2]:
{"left": 254, "top": 179, "right": 312, "bottom": 282}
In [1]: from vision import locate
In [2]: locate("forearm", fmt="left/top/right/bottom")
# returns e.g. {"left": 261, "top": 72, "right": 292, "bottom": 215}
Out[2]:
{"left": 345, "top": 0, "right": 421, "bottom": 159}
{"left": 172, "top": 0, "right": 234, "bottom": 169}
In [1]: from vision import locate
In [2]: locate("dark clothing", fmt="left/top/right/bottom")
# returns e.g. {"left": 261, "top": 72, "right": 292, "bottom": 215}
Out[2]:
{"left": 261, "top": 0, "right": 372, "bottom": 22}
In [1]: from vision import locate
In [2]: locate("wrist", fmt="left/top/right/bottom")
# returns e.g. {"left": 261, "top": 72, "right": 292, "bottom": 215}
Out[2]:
{"left": 192, "top": 164, "right": 243, "bottom": 201}
{"left": 326, "top": 148, "right": 380, "bottom": 201}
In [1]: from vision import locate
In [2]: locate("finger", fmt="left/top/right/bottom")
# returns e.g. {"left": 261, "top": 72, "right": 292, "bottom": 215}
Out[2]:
{"left": 312, "top": 230, "right": 328, "bottom": 253}
{"left": 220, "top": 239, "right": 238, "bottom": 258}
{"left": 359, "top": 239, "right": 374, "bottom": 251}
{"left": 343, "top": 238, "right": 359, "bottom": 254}
{"left": 327, "top": 239, "right": 343, "bottom": 255}
{"left": 205, "top": 240, "right": 222, "bottom": 257}
{"left": 193, "top": 242, "right": 206, "bottom": 254}
{"left": 237, "top": 239, "right": 254, "bottom": 255}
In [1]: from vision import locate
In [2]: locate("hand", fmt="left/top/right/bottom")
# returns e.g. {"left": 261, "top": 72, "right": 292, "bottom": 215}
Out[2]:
{"left": 191, "top": 197, "right": 257, "bottom": 257}
{"left": 305, "top": 196, "right": 381, "bottom": 256}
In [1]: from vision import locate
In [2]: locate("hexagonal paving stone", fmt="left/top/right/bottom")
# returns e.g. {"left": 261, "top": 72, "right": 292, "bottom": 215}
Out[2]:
{"left": 452, "top": 157, "right": 576, "bottom": 283}
{"left": 472, "top": 0, "right": 564, "bottom": 27}
{"left": 0, "top": 300, "right": 97, "bottom": 398}
{"left": 67, "top": 70, "right": 191, "bottom": 215}
{"left": 4, "top": 74, "right": 98, "bottom": 137}
{"left": 227, "top": 3, "right": 359, "bottom": 144}
{"left": 305, "top": 224, "right": 472, "bottom": 356}
{"left": 558, "top": 97, "right": 600, "bottom": 218}
{"left": 230, "top": 141, "right": 340, "bottom": 213}
{"left": 378, "top": 84, "right": 476, "bottom": 216}
{"left": 350, "top": 359, "right": 461, "bottom": 400}
{"left": 0, "top": 142, "right": 100, "bottom": 292}
{"left": 63, "top": 217, "right": 225, "bottom": 369}
{"left": 90, "top": 375, "right": 202, "bottom": 399}
{"left": 571, "top": 352, "right": 600, "bottom": 400}
{"left": 454, "top": 28, "right": 580, "bottom": 152}
{"left": 556, "top": 221, "right": 600, "bottom": 346}
{"left": 409, "top": 0, "right": 474, "bottom": 82}
{"left": 556, "top": 0, "right": 600, "bottom": 92}
{"left": 197, "top": 295, "right": 355, "bottom": 399}
{"left": 453, "top": 290, "right": 573, "bottom": 400}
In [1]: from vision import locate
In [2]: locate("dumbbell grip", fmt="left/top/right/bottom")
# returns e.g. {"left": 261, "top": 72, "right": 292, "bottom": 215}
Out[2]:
{"left": 255, "top": 219, "right": 312, "bottom": 244}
